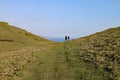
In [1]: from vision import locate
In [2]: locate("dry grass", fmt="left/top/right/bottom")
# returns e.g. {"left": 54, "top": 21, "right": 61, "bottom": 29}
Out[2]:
{"left": 0, "top": 42, "right": 54, "bottom": 80}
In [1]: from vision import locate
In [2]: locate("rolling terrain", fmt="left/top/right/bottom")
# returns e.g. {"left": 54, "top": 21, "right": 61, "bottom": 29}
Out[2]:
{"left": 0, "top": 22, "right": 54, "bottom": 80}
{"left": 65, "top": 27, "right": 120, "bottom": 80}
{"left": 0, "top": 22, "right": 50, "bottom": 51}
{"left": 0, "top": 22, "right": 120, "bottom": 80}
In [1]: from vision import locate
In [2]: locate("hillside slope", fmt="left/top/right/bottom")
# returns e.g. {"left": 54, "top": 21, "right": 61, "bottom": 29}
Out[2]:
{"left": 0, "top": 23, "right": 120, "bottom": 80}
{"left": 22, "top": 26, "right": 120, "bottom": 80}
{"left": 66, "top": 26, "right": 120, "bottom": 80}
{"left": 0, "top": 22, "right": 54, "bottom": 80}
{"left": 0, "top": 22, "right": 50, "bottom": 51}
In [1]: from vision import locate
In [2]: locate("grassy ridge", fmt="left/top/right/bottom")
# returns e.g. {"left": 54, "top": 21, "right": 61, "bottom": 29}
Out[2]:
{"left": 0, "top": 21, "right": 54, "bottom": 80}
{"left": 65, "top": 26, "right": 120, "bottom": 80}
{"left": 0, "top": 22, "right": 120, "bottom": 80}
{"left": 0, "top": 22, "right": 50, "bottom": 51}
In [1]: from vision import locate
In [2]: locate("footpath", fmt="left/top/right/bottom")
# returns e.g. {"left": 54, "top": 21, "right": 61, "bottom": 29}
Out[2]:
{"left": 23, "top": 42, "right": 74, "bottom": 80}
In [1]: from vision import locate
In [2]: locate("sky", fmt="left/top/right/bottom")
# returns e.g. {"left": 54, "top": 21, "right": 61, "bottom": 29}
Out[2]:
{"left": 0, "top": 0, "right": 120, "bottom": 39}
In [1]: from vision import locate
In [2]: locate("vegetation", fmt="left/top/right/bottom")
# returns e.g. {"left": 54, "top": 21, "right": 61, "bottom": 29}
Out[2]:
{"left": 0, "top": 22, "right": 50, "bottom": 51}
{"left": 0, "top": 22, "right": 120, "bottom": 80}
{"left": 65, "top": 26, "right": 120, "bottom": 80}
{"left": 0, "top": 22, "right": 54, "bottom": 80}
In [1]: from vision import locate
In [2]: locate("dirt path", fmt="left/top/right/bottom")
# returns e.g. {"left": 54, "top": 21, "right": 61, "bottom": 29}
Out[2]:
{"left": 23, "top": 43, "right": 74, "bottom": 80}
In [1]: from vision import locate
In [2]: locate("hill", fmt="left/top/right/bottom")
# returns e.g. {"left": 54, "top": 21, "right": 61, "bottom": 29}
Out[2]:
{"left": 65, "top": 26, "right": 120, "bottom": 80}
{"left": 0, "top": 22, "right": 54, "bottom": 80}
{"left": 0, "top": 23, "right": 120, "bottom": 80}
{"left": 0, "top": 22, "right": 50, "bottom": 51}
{"left": 22, "top": 26, "right": 120, "bottom": 80}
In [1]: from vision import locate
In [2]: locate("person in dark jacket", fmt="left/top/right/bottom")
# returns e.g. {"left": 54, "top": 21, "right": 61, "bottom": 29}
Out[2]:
{"left": 65, "top": 36, "right": 67, "bottom": 41}
{"left": 68, "top": 36, "right": 70, "bottom": 40}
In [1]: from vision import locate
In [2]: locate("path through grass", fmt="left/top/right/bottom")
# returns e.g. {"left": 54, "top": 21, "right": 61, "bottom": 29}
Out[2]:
{"left": 23, "top": 42, "right": 74, "bottom": 80}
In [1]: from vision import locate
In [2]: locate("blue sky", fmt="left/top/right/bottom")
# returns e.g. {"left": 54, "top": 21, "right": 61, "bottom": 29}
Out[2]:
{"left": 0, "top": 0, "right": 120, "bottom": 39}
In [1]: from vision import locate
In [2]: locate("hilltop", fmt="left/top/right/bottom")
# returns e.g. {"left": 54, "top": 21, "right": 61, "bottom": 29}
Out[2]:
{"left": 0, "top": 22, "right": 50, "bottom": 51}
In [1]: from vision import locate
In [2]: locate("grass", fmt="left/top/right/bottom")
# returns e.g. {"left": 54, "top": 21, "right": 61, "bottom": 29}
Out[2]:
{"left": 64, "top": 26, "right": 120, "bottom": 80}
{"left": 0, "top": 22, "right": 50, "bottom": 51}
{"left": 0, "top": 43, "right": 56, "bottom": 80}
{"left": 0, "top": 22, "right": 120, "bottom": 80}
{"left": 23, "top": 43, "right": 74, "bottom": 80}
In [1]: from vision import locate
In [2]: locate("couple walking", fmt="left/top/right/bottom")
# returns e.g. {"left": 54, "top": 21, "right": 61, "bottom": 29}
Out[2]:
{"left": 65, "top": 36, "right": 70, "bottom": 41}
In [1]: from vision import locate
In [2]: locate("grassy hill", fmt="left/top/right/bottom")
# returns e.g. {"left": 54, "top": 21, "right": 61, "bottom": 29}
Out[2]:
{"left": 0, "top": 23, "right": 120, "bottom": 80}
{"left": 0, "top": 22, "right": 50, "bottom": 51}
{"left": 22, "top": 26, "right": 120, "bottom": 80}
{"left": 0, "top": 22, "right": 54, "bottom": 80}
{"left": 65, "top": 26, "right": 120, "bottom": 80}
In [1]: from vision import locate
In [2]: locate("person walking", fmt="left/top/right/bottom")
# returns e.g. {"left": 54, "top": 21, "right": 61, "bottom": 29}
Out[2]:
{"left": 68, "top": 36, "right": 70, "bottom": 40}
{"left": 65, "top": 36, "right": 67, "bottom": 41}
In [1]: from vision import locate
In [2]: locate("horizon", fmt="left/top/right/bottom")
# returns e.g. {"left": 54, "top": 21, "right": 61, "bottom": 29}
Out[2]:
{"left": 0, "top": 0, "right": 120, "bottom": 38}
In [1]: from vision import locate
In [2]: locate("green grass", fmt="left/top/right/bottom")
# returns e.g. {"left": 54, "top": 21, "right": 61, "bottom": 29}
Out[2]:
{"left": 65, "top": 26, "right": 120, "bottom": 80}
{"left": 23, "top": 43, "right": 74, "bottom": 80}
{"left": 0, "top": 22, "right": 120, "bottom": 80}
